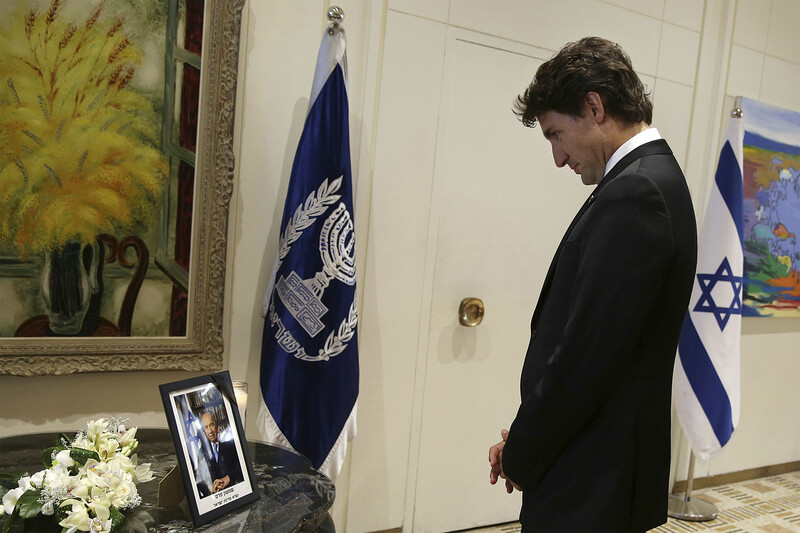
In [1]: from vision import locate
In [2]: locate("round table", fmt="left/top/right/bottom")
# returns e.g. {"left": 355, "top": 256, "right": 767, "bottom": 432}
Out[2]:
{"left": 0, "top": 429, "right": 335, "bottom": 532}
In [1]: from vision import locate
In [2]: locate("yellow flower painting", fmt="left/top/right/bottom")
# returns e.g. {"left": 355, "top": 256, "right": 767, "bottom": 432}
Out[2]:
{"left": 0, "top": 0, "right": 198, "bottom": 338}
{"left": 0, "top": 0, "right": 167, "bottom": 256}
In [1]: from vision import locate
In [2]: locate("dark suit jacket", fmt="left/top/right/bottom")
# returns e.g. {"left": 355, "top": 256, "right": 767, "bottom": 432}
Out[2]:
{"left": 210, "top": 440, "right": 244, "bottom": 489}
{"left": 502, "top": 139, "right": 697, "bottom": 532}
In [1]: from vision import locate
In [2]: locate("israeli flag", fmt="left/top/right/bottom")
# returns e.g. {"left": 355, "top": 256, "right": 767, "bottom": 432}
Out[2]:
{"left": 176, "top": 396, "right": 212, "bottom": 489}
{"left": 257, "top": 24, "right": 358, "bottom": 480}
{"left": 673, "top": 115, "right": 744, "bottom": 459}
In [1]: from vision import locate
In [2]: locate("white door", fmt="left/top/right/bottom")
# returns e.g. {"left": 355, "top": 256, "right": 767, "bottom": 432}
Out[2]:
{"left": 410, "top": 30, "right": 590, "bottom": 532}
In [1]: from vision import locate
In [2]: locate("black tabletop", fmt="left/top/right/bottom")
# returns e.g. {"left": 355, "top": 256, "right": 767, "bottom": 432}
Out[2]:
{"left": 0, "top": 429, "right": 335, "bottom": 532}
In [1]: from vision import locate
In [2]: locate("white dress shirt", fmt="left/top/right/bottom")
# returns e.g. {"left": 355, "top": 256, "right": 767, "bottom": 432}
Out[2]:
{"left": 604, "top": 128, "right": 662, "bottom": 177}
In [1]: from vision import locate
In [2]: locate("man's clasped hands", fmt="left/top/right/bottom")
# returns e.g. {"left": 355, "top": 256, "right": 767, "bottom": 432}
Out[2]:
{"left": 488, "top": 429, "right": 522, "bottom": 494}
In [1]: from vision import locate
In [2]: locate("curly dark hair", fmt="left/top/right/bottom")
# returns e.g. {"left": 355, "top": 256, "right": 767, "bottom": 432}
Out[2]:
{"left": 514, "top": 37, "right": 652, "bottom": 128}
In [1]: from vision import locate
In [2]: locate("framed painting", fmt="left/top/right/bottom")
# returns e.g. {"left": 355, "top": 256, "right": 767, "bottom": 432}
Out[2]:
{"left": 741, "top": 97, "right": 800, "bottom": 317}
{"left": 0, "top": 0, "right": 245, "bottom": 375}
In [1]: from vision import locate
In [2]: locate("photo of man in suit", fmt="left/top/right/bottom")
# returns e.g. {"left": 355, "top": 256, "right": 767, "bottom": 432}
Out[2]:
{"left": 200, "top": 411, "right": 244, "bottom": 495}
{"left": 488, "top": 37, "right": 698, "bottom": 532}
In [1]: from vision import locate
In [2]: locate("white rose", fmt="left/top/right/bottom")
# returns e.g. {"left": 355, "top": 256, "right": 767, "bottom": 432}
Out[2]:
{"left": 104, "top": 467, "right": 134, "bottom": 505}
{"left": 55, "top": 449, "right": 75, "bottom": 468}
{"left": 17, "top": 476, "right": 32, "bottom": 491}
{"left": 29, "top": 470, "right": 46, "bottom": 488}
{"left": 107, "top": 455, "right": 133, "bottom": 474}
{"left": 110, "top": 480, "right": 136, "bottom": 508}
{"left": 41, "top": 501, "right": 55, "bottom": 516}
{"left": 3, "top": 487, "right": 24, "bottom": 515}
{"left": 47, "top": 465, "right": 70, "bottom": 489}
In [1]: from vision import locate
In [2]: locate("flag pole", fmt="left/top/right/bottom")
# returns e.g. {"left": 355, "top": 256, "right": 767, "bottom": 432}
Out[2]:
{"left": 667, "top": 450, "right": 719, "bottom": 521}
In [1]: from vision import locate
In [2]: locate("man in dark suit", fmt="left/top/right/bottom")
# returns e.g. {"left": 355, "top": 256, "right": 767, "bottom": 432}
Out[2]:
{"left": 201, "top": 411, "right": 244, "bottom": 494}
{"left": 488, "top": 37, "right": 697, "bottom": 532}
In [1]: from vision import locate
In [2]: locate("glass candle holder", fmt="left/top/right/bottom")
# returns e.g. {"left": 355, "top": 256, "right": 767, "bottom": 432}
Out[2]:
{"left": 232, "top": 380, "right": 248, "bottom": 427}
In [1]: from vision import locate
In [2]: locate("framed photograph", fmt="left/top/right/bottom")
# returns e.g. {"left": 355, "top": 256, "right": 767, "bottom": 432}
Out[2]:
{"left": 0, "top": 0, "right": 245, "bottom": 376}
{"left": 160, "top": 371, "right": 259, "bottom": 526}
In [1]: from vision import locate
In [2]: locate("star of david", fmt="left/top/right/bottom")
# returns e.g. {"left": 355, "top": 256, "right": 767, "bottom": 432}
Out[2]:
{"left": 693, "top": 257, "right": 743, "bottom": 331}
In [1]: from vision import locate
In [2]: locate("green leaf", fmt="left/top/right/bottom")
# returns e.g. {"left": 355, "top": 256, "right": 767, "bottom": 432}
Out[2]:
{"left": 0, "top": 485, "right": 8, "bottom": 499}
{"left": 108, "top": 506, "right": 127, "bottom": 532}
{"left": 69, "top": 448, "right": 100, "bottom": 466}
{"left": 54, "top": 501, "right": 69, "bottom": 522}
{"left": 0, "top": 471, "right": 26, "bottom": 481}
{"left": 0, "top": 478, "right": 21, "bottom": 492}
{"left": 1, "top": 507, "right": 20, "bottom": 533}
{"left": 16, "top": 489, "right": 43, "bottom": 519}
{"left": 42, "top": 447, "right": 64, "bottom": 468}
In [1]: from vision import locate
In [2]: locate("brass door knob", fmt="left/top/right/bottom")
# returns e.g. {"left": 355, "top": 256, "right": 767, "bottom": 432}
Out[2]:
{"left": 459, "top": 298, "right": 484, "bottom": 327}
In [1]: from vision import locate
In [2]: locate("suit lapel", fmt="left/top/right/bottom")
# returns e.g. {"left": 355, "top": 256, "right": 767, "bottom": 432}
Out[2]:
{"left": 529, "top": 139, "right": 673, "bottom": 331}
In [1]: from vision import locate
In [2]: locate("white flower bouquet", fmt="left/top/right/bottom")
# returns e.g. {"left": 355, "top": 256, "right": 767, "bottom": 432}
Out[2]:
{"left": 0, "top": 419, "right": 155, "bottom": 533}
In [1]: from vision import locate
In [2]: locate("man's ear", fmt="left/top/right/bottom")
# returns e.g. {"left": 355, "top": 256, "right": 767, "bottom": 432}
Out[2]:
{"left": 584, "top": 92, "right": 605, "bottom": 123}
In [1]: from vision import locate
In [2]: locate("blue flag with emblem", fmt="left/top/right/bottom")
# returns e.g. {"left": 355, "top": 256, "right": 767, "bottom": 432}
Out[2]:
{"left": 257, "top": 23, "right": 357, "bottom": 480}
{"left": 673, "top": 114, "right": 743, "bottom": 459}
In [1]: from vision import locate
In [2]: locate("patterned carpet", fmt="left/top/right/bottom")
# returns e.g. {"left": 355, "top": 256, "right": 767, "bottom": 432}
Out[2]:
{"left": 463, "top": 472, "right": 800, "bottom": 532}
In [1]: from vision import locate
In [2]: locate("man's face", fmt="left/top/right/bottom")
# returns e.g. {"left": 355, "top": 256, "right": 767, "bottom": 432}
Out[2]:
{"left": 202, "top": 413, "right": 218, "bottom": 443}
{"left": 538, "top": 107, "right": 606, "bottom": 186}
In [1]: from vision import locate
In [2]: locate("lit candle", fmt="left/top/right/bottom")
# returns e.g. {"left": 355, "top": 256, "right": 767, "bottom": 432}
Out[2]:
{"left": 232, "top": 381, "right": 248, "bottom": 427}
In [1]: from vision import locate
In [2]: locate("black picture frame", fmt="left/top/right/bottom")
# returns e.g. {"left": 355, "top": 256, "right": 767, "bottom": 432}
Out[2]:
{"left": 159, "top": 371, "right": 259, "bottom": 526}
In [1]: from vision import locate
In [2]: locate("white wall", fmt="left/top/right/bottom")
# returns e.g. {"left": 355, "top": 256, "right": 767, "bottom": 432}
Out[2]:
{"left": 2, "top": 1, "right": 799, "bottom": 532}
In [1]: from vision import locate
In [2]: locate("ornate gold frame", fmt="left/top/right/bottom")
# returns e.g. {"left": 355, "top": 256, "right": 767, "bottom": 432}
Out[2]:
{"left": 0, "top": 0, "right": 245, "bottom": 376}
